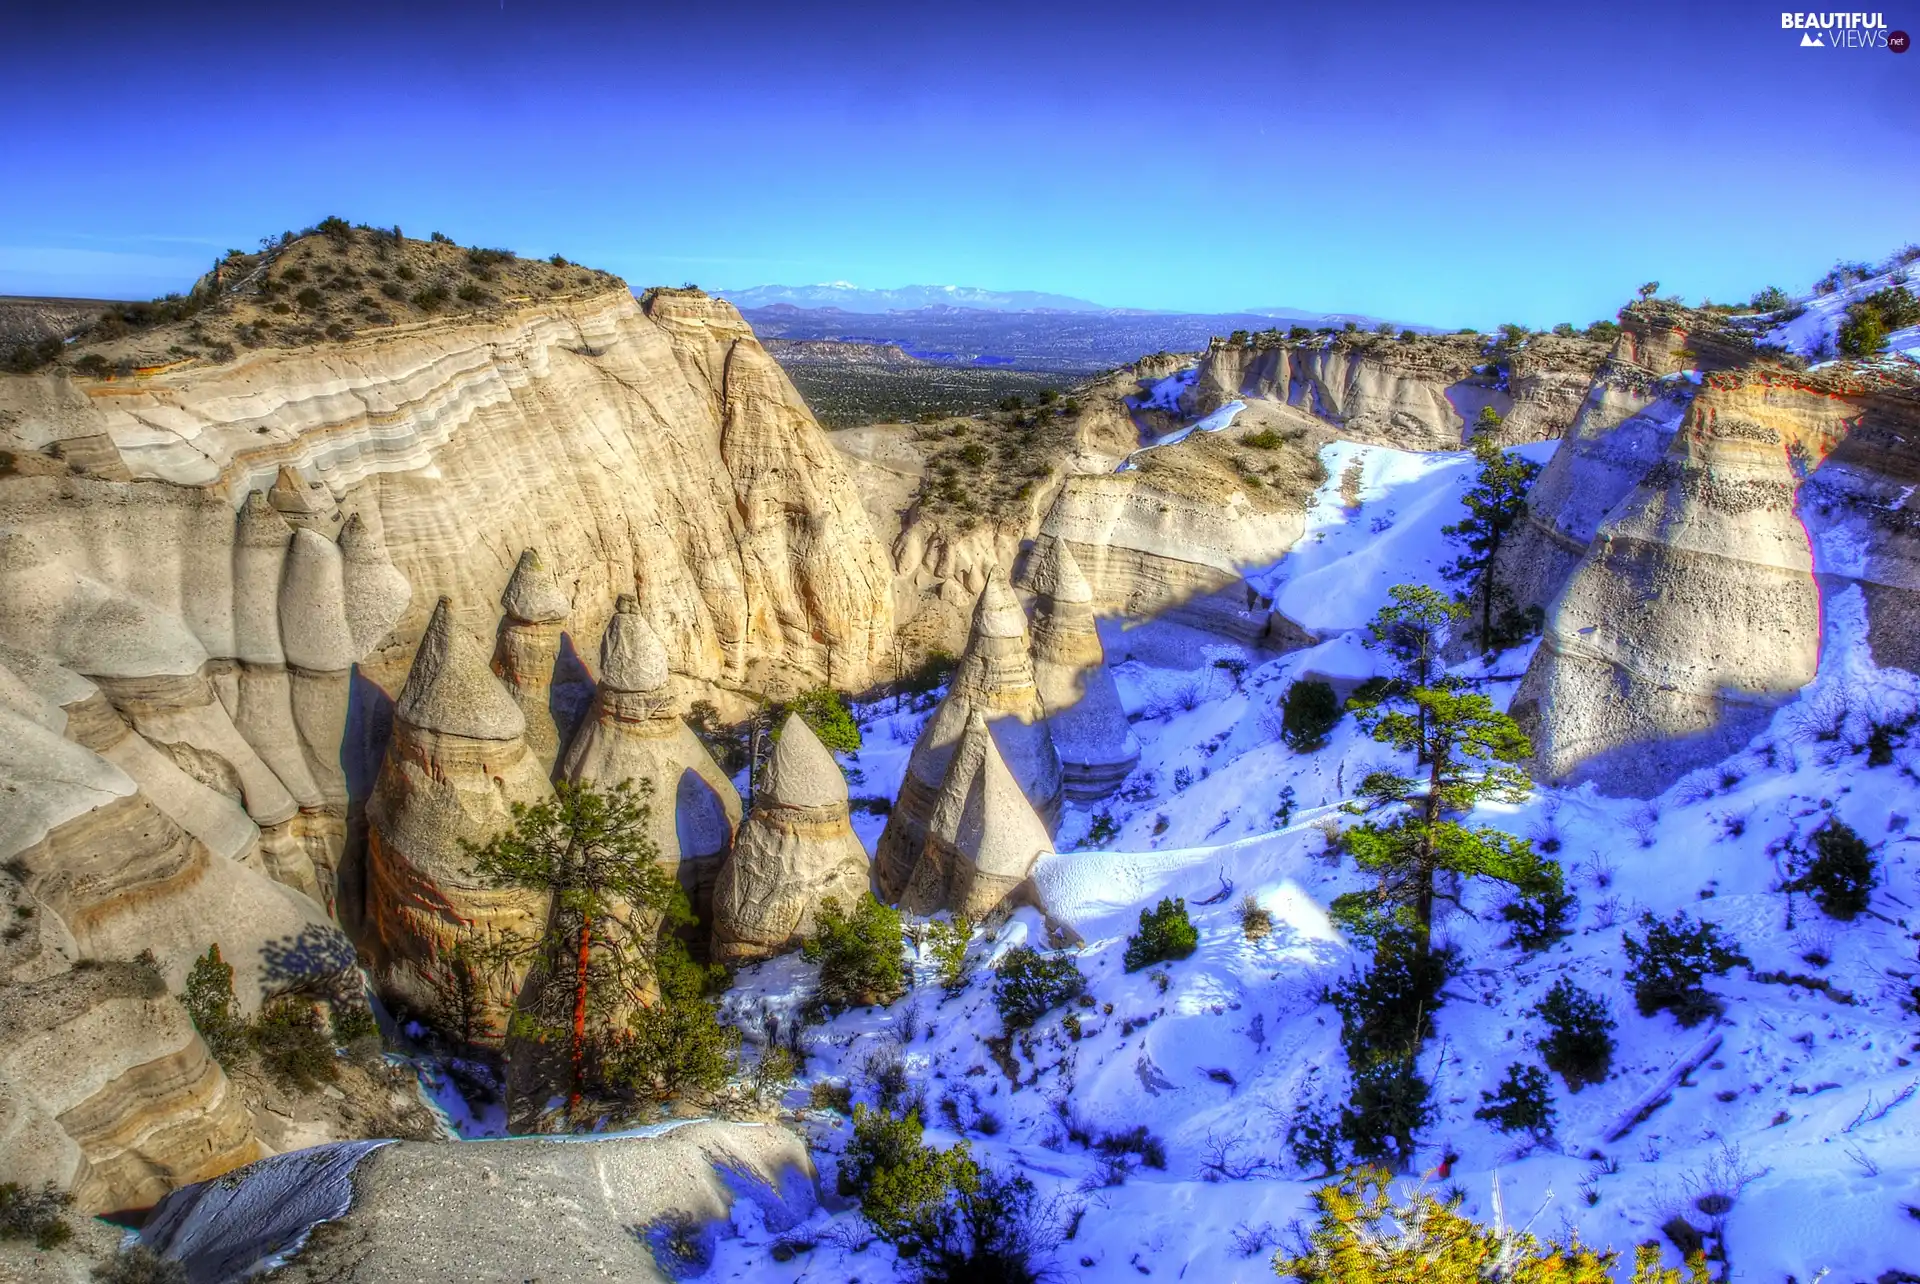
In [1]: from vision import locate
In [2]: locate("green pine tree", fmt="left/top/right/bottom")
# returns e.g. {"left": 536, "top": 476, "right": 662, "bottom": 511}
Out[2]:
{"left": 463, "top": 778, "right": 687, "bottom": 1106}
{"left": 1441, "top": 416, "right": 1542, "bottom": 651}
{"left": 1338, "top": 686, "right": 1558, "bottom": 962}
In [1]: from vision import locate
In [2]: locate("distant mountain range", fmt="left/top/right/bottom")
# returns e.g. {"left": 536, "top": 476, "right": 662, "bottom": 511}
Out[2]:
{"left": 715, "top": 285, "right": 1429, "bottom": 373}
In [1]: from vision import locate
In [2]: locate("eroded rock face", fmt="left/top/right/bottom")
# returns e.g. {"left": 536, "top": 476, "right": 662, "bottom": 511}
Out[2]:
{"left": 901, "top": 710, "right": 1054, "bottom": 920}
{"left": 1025, "top": 540, "right": 1139, "bottom": 799}
{"left": 1512, "top": 367, "right": 1882, "bottom": 793}
{"left": 138, "top": 1121, "right": 816, "bottom": 1284}
{"left": 0, "top": 962, "right": 261, "bottom": 1216}
{"left": 875, "top": 569, "right": 1061, "bottom": 903}
{"left": 560, "top": 595, "right": 743, "bottom": 922}
{"left": 491, "top": 548, "right": 582, "bottom": 775}
{"left": 711, "top": 713, "right": 870, "bottom": 961}
{"left": 365, "top": 598, "right": 553, "bottom": 1029}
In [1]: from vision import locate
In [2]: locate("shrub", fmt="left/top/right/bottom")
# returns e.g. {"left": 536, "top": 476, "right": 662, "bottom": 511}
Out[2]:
{"left": 1280, "top": 679, "right": 1342, "bottom": 752}
{"left": 1242, "top": 428, "right": 1284, "bottom": 449}
{"left": 250, "top": 998, "right": 338, "bottom": 1091}
{"left": 991, "top": 947, "right": 1084, "bottom": 1030}
{"left": 456, "top": 282, "right": 486, "bottom": 303}
{"left": 1838, "top": 304, "right": 1888, "bottom": 357}
{"left": 182, "top": 944, "right": 248, "bottom": 1066}
{"left": 380, "top": 281, "right": 405, "bottom": 300}
{"left": 839, "top": 1105, "right": 979, "bottom": 1247}
{"left": 411, "top": 285, "right": 449, "bottom": 311}
{"left": 1623, "top": 911, "right": 1749, "bottom": 1027}
{"left": 926, "top": 916, "right": 974, "bottom": 996}
{"left": 1750, "top": 285, "right": 1794, "bottom": 312}
{"left": 1340, "top": 1056, "right": 1431, "bottom": 1169}
{"left": 1123, "top": 897, "right": 1197, "bottom": 972}
{"left": 783, "top": 686, "right": 861, "bottom": 753}
{"left": 1474, "top": 1062, "right": 1554, "bottom": 1138}
{"left": 1240, "top": 895, "right": 1273, "bottom": 940}
{"left": 1277, "top": 1169, "right": 1699, "bottom": 1282}
{"left": 911, "top": 1165, "right": 1068, "bottom": 1284}
{"left": 1790, "top": 819, "right": 1876, "bottom": 920}
{"left": 1531, "top": 977, "right": 1616, "bottom": 1090}
{"left": 803, "top": 894, "right": 907, "bottom": 1015}
{"left": 607, "top": 943, "right": 739, "bottom": 1101}
{"left": 294, "top": 287, "right": 323, "bottom": 309}
{"left": 1501, "top": 883, "right": 1575, "bottom": 951}
{"left": 329, "top": 1000, "right": 379, "bottom": 1047}
{"left": 0, "top": 1181, "right": 72, "bottom": 1250}
{"left": 1326, "top": 928, "right": 1450, "bottom": 1069}
{"left": 92, "top": 1248, "right": 188, "bottom": 1284}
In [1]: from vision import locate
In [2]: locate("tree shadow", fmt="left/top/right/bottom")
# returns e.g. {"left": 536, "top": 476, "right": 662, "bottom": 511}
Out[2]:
{"left": 258, "top": 922, "right": 358, "bottom": 992}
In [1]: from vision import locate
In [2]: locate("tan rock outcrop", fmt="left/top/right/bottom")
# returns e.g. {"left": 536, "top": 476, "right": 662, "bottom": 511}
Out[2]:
{"left": 560, "top": 595, "right": 742, "bottom": 922}
{"left": 900, "top": 710, "right": 1053, "bottom": 919}
{"left": 710, "top": 713, "right": 870, "bottom": 961}
{"left": 0, "top": 962, "right": 261, "bottom": 1215}
{"left": 491, "top": 548, "right": 575, "bottom": 773}
{"left": 365, "top": 597, "right": 553, "bottom": 1028}
{"left": 875, "top": 569, "right": 1061, "bottom": 902}
{"left": 1026, "top": 539, "right": 1139, "bottom": 799}
{"left": 1512, "top": 369, "right": 1863, "bottom": 793}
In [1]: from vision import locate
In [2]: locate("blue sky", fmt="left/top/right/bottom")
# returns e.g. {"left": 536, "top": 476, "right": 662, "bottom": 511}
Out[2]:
{"left": 3, "top": 0, "right": 1915, "bottom": 327}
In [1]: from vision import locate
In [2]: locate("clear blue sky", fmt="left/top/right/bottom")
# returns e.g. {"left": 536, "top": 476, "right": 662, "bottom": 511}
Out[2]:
{"left": 3, "top": 0, "right": 1914, "bottom": 328}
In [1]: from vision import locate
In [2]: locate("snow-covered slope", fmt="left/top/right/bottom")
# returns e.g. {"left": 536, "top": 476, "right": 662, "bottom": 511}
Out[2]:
{"left": 1751, "top": 256, "right": 1920, "bottom": 365}
{"left": 696, "top": 436, "right": 1920, "bottom": 1283}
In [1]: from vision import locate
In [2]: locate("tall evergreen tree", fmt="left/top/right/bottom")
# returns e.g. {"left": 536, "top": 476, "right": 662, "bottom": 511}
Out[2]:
{"left": 1339, "top": 687, "right": 1559, "bottom": 962}
{"left": 1441, "top": 414, "right": 1541, "bottom": 651}
{"left": 464, "top": 778, "right": 687, "bottom": 1106}
{"left": 1358, "top": 585, "right": 1466, "bottom": 761}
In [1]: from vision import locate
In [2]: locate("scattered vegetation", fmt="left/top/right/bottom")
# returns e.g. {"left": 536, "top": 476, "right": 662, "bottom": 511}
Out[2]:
{"left": 0, "top": 1181, "right": 72, "bottom": 1250}
{"left": 991, "top": 947, "right": 1085, "bottom": 1030}
{"left": 1623, "top": 910, "right": 1750, "bottom": 1027}
{"left": 1473, "top": 1062, "right": 1555, "bottom": 1139}
{"left": 1788, "top": 818, "right": 1877, "bottom": 920}
{"left": 1240, "top": 895, "right": 1273, "bottom": 940}
{"left": 1837, "top": 283, "right": 1919, "bottom": 356}
{"left": 606, "top": 945, "right": 739, "bottom": 1102}
{"left": 839, "top": 1105, "right": 979, "bottom": 1247}
{"left": 780, "top": 686, "right": 863, "bottom": 753}
{"left": 1276, "top": 1168, "right": 1710, "bottom": 1282}
{"left": 1501, "top": 882, "right": 1575, "bottom": 952}
{"left": 926, "top": 915, "right": 975, "bottom": 995}
{"left": 1123, "top": 897, "right": 1198, "bottom": 972}
{"left": 1280, "top": 678, "right": 1342, "bottom": 752}
{"left": 1532, "top": 977, "right": 1617, "bottom": 1090}
{"left": 804, "top": 893, "right": 909, "bottom": 1015}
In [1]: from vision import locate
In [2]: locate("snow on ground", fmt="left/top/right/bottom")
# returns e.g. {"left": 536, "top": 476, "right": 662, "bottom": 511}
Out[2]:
{"left": 1119, "top": 400, "right": 1248, "bottom": 471}
{"left": 416, "top": 433, "right": 1920, "bottom": 1280}
{"left": 1751, "top": 259, "right": 1920, "bottom": 365}
{"left": 1130, "top": 365, "right": 1198, "bottom": 412}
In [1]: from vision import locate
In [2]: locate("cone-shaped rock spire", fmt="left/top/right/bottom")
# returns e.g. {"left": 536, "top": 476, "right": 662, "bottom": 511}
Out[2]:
{"left": 902, "top": 710, "right": 1052, "bottom": 919}
{"left": 875, "top": 567, "right": 1061, "bottom": 903}
{"left": 492, "top": 550, "right": 575, "bottom": 772}
{"left": 560, "top": 596, "right": 741, "bottom": 920}
{"left": 396, "top": 597, "right": 526, "bottom": 740}
{"left": 1028, "top": 538, "right": 1139, "bottom": 801}
{"left": 500, "top": 548, "right": 571, "bottom": 626}
{"left": 711, "top": 713, "right": 871, "bottom": 961}
{"left": 339, "top": 512, "right": 412, "bottom": 657}
{"left": 366, "top": 596, "right": 554, "bottom": 1034}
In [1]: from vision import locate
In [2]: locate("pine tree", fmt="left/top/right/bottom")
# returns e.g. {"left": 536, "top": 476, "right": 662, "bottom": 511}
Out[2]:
{"left": 1441, "top": 417, "right": 1541, "bottom": 651}
{"left": 1356, "top": 585, "right": 1466, "bottom": 762}
{"left": 464, "top": 778, "right": 687, "bottom": 1106}
{"left": 1338, "top": 687, "right": 1558, "bottom": 962}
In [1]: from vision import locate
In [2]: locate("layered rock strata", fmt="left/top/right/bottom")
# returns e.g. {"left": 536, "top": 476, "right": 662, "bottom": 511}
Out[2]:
{"left": 900, "top": 710, "right": 1055, "bottom": 920}
{"left": 365, "top": 597, "right": 553, "bottom": 1027}
{"left": 710, "top": 713, "right": 871, "bottom": 961}
{"left": 1025, "top": 539, "right": 1139, "bottom": 799}
{"left": 875, "top": 569, "right": 1061, "bottom": 902}
{"left": 560, "top": 595, "right": 743, "bottom": 921}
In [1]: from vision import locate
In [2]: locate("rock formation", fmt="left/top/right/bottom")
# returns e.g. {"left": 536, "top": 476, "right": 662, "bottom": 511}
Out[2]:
{"left": 136, "top": 1121, "right": 815, "bottom": 1284}
{"left": 560, "top": 595, "right": 743, "bottom": 921}
{"left": 710, "top": 713, "right": 871, "bottom": 961}
{"left": 875, "top": 568, "right": 1061, "bottom": 902}
{"left": 491, "top": 547, "right": 578, "bottom": 772}
{"left": 900, "top": 710, "right": 1055, "bottom": 919}
{"left": 365, "top": 597, "right": 554, "bottom": 1027}
{"left": 1510, "top": 309, "right": 1920, "bottom": 791}
{"left": 1025, "top": 538, "right": 1139, "bottom": 799}
{"left": 0, "top": 962, "right": 261, "bottom": 1215}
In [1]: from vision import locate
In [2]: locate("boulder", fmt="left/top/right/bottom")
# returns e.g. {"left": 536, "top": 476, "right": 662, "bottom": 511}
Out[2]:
{"left": 711, "top": 713, "right": 870, "bottom": 961}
